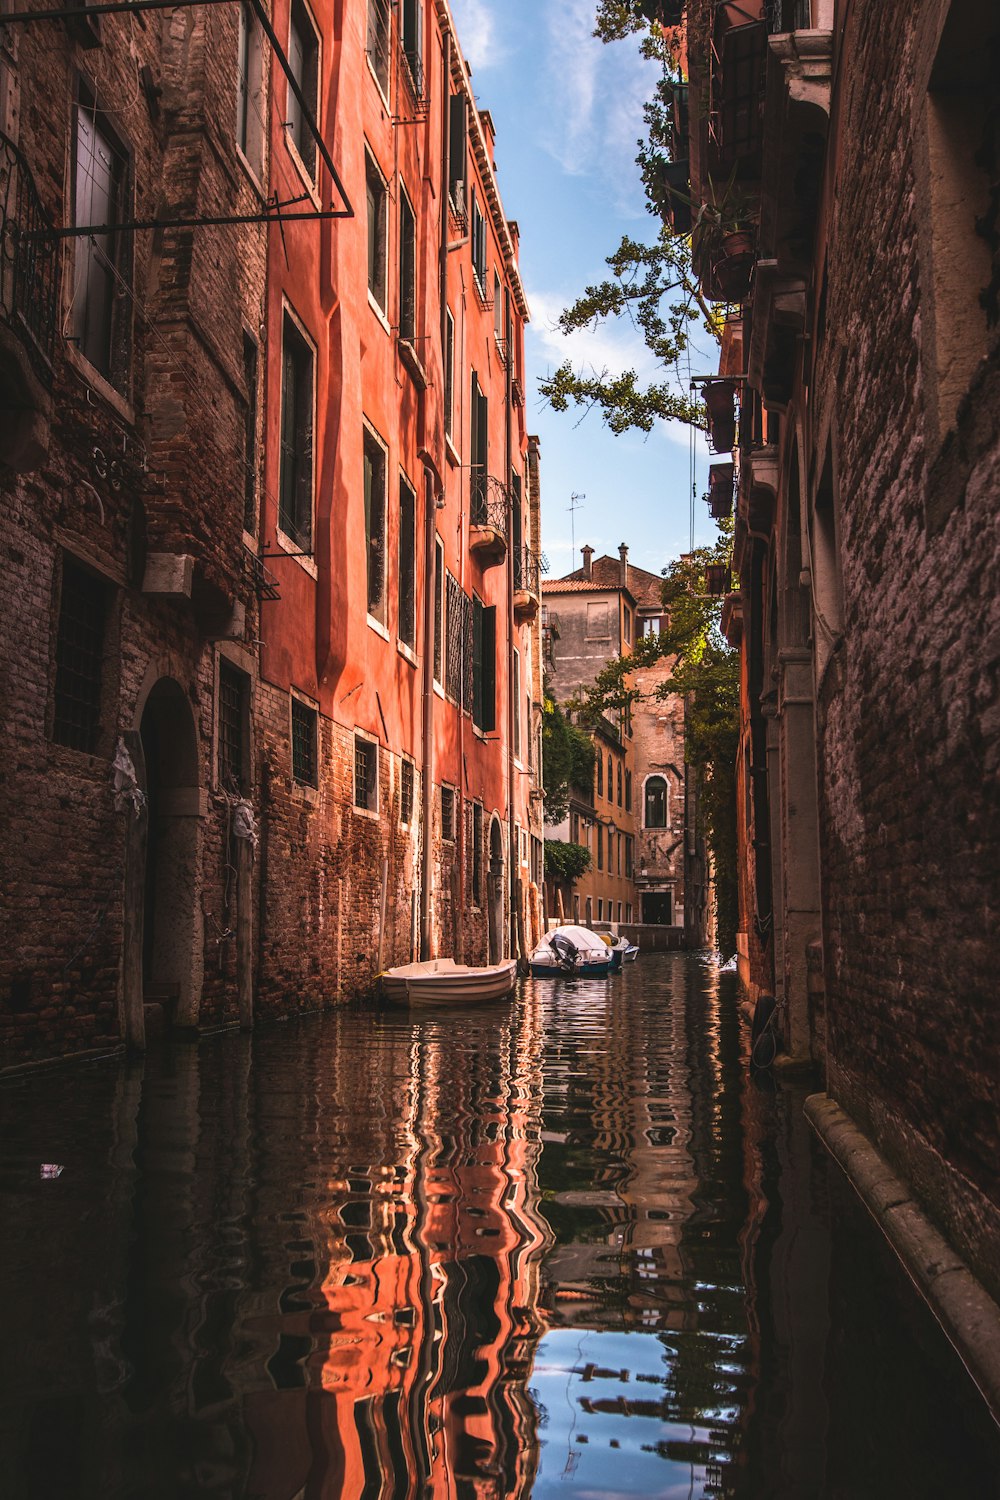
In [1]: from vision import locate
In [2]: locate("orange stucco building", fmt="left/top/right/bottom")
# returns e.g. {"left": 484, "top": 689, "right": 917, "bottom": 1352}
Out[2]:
{"left": 254, "top": 0, "right": 544, "bottom": 1003}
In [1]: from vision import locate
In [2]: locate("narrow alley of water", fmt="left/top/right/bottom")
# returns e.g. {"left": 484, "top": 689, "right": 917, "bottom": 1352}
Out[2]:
{"left": 1, "top": 953, "right": 998, "bottom": 1499}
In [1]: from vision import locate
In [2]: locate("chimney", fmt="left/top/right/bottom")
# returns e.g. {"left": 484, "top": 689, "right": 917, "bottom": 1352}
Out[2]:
{"left": 581, "top": 545, "right": 594, "bottom": 580}
{"left": 619, "top": 543, "right": 629, "bottom": 590}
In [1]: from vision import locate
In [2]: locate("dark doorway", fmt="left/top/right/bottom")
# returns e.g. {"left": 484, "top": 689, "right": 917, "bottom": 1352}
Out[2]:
{"left": 642, "top": 891, "right": 673, "bottom": 925}
{"left": 487, "top": 817, "right": 504, "bottom": 964}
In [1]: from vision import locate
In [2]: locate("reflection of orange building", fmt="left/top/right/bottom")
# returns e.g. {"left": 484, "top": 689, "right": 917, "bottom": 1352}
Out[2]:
{"left": 309, "top": 1002, "right": 552, "bottom": 1498}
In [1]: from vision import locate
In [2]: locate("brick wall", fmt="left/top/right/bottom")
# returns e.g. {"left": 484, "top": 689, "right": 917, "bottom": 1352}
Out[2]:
{"left": 810, "top": 0, "right": 1000, "bottom": 1292}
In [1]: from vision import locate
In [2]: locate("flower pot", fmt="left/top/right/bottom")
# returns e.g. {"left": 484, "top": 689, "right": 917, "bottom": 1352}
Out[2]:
{"left": 711, "top": 230, "right": 755, "bottom": 302}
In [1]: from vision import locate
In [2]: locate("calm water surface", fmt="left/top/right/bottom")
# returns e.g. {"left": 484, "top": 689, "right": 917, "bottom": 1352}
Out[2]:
{"left": 1, "top": 953, "right": 998, "bottom": 1498}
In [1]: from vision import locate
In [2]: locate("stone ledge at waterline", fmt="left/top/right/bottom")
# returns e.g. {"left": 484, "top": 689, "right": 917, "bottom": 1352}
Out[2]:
{"left": 804, "top": 1093, "right": 1000, "bottom": 1429}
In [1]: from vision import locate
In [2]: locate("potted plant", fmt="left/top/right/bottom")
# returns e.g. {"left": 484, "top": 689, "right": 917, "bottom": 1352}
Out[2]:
{"left": 691, "top": 170, "right": 757, "bottom": 302}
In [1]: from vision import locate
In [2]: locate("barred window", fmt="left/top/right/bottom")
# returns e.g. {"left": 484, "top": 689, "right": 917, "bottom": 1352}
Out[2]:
{"left": 440, "top": 784, "right": 455, "bottom": 841}
{"left": 355, "top": 734, "right": 378, "bottom": 811}
{"left": 52, "top": 556, "right": 111, "bottom": 753}
{"left": 73, "top": 90, "right": 132, "bottom": 390}
{"left": 291, "top": 696, "right": 317, "bottom": 786}
{"left": 219, "top": 660, "right": 250, "bottom": 793}
{"left": 400, "top": 759, "right": 414, "bottom": 824}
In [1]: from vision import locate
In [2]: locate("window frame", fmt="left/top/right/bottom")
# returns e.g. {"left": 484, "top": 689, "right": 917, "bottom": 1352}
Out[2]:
{"left": 365, "top": 0, "right": 391, "bottom": 102}
{"left": 433, "top": 534, "right": 445, "bottom": 688}
{"left": 290, "top": 691, "right": 319, "bottom": 789}
{"left": 444, "top": 307, "right": 456, "bottom": 442}
{"left": 365, "top": 148, "right": 389, "bottom": 317}
{"left": 286, "top": 0, "right": 320, "bottom": 183}
{"left": 399, "top": 756, "right": 415, "bottom": 826}
{"left": 236, "top": 0, "right": 265, "bottom": 182}
{"left": 354, "top": 732, "right": 379, "bottom": 815}
{"left": 51, "top": 552, "right": 115, "bottom": 756}
{"left": 398, "top": 182, "right": 416, "bottom": 344}
{"left": 71, "top": 84, "right": 133, "bottom": 393}
{"left": 218, "top": 656, "right": 252, "bottom": 794}
{"left": 397, "top": 471, "right": 417, "bottom": 653}
{"left": 440, "top": 783, "right": 456, "bottom": 841}
{"left": 363, "top": 421, "right": 389, "bottom": 628}
{"left": 644, "top": 774, "right": 668, "bottom": 830}
{"left": 278, "top": 305, "right": 316, "bottom": 553}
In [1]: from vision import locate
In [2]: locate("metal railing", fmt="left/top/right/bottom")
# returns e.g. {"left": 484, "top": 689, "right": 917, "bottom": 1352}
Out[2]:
{"left": 766, "top": 0, "right": 811, "bottom": 32}
{"left": 0, "top": 130, "right": 58, "bottom": 384}
{"left": 470, "top": 472, "right": 508, "bottom": 538}
{"left": 513, "top": 546, "right": 540, "bottom": 596}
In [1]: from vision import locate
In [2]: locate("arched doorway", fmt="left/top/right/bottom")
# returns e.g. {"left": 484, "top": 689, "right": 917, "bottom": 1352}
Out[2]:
{"left": 137, "top": 678, "right": 202, "bottom": 1031}
{"left": 487, "top": 816, "right": 505, "bottom": 965}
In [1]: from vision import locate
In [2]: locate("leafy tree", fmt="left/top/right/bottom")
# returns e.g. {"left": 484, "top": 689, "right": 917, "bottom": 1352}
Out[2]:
{"left": 541, "top": 686, "right": 596, "bottom": 824}
{"left": 538, "top": 8, "right": 727, "bottom": 436}
{"left": 544, "top": 841, "right": 593, "bottom": 884}
{"left": 580, "top": 529, "right": 740, "bottom": 957}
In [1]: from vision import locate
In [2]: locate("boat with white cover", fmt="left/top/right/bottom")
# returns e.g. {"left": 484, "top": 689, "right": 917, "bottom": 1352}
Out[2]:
{"left": 529, "top": 925, "right": 615, "bottom": 978}
{"left": 381, "top": 957, "right": 518, "bottom": 1007}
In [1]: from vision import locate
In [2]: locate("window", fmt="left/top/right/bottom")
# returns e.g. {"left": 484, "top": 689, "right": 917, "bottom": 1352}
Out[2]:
{"left": 607, "top": 754, "right": 613, "bottom": 799}
{"left": 642, "top": 615, "right": 661, "bottom": 638}
{"left": 279, "top": 312, "right": 314, "bottom": 549}
{"left": 400, "top": 0, "right": 424, "bottom": 100}
{"left": 398, "top": 475, "right": 416, "bottom": 650}
{"left": 597, "top": 824, "right": 603, "bottom": 870}
{"left": 444, "top": 309, "right": 455, "bottom": 440}
{"left": 287, "top": 0, "right": 319, "bottom": 177}
{"left": 586, "top": 602, "right": 610, "bottom": 639}
{"left": 52, "top": 556, "right": 112, "bottom": 753}
{"left": 363, "top": 425, "right": 387, "bottom": 623}
{"left": 623, "top": 609, "right": 632, "bottom": 644}
{"left": 398, "top": 187, "right": 416, "bottom": 342}
{"left": 354, "top": 734, "right": 378, "bottom": 811}
{"left": 471, "top": 802, "right": 483, "bottom": 903}
{"left": 366, "top": 0, "right": 390, "bottom": 97}
{"left": 242, "top": 332, "right": 259, "bottom": 534}
{"left": 446, "top": 573, "right": 464, "bottom": 703}
{"left": 493, "top": 271, "right": 503, "bottom": 344}
{"left": 448, "top": 93, "right": 467, "bottom": 212}
{"left": 644, "top": 775, "right": 667, "bottom": 829}
{"left": 512, "top": 649, "right": 521, "bottom": 759}
{"left": 597, "top": 899, "right": 603, "bottom": 922}
{"left": 472, "top": 596, "right": 496, "bottom": 732}
{"left": 400, "top": 759, "right": 414, "bottom": 824}
{"left": 218, "top": 659, "right": 250, "bottom": 793}
{"left": 625, "top": 836, "right": 633, "bottom": 879}
{"left": 433, "top": 535, "right": 444, "bottom": 685}
{"left": 72, "top": 91, "right": 130, "bottom": 388}
{"left": 617, "top": 762, "right": 623, "bottom": 807}
{"left": 531, "top": 835, "right": 543, "bottom": 890}
{"left": 440, "top": 784, "right": 455, "bottom": 840}
{"left": 471, "top": 188, "right": 486, "bottom": 290}
{"left": 366, "top": 151, "right": 388, "bottom": 312}
{"left": 236, "top": 0, "right": 265, "bottom": 177}
{"left": 596, "top": 756, "right": 603, "bottom": 797}
{"left": 291, "top": 695, "right": 318, "bottom": 786}
{"left": 625, "top": 770, "right": 632, "bottom": 812}
{"left": 470, "top": 373, "right": 488, "bottom": 520}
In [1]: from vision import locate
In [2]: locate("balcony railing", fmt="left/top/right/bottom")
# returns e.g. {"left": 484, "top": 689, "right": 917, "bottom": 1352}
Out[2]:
{"left": 1, "top": 130, "right": 58, "bottom": 385}
{"left": 470, "top": 472, "right": 508, "bottom": 538}
{"left": 766, "top": 0, "right": 812, "bottom": 32}
{"left": 513, "top": 546, "right": 541, "bottom": 596}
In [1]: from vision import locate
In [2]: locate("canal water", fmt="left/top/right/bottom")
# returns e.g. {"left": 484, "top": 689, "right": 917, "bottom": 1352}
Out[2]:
{"left": 1, "top": 953, "right": 998, "bottom": 1498}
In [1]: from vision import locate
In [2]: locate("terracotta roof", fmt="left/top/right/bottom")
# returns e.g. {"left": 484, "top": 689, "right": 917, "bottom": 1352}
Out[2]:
{"left": 542, "top": 579, "right": 605, "bottom": 594}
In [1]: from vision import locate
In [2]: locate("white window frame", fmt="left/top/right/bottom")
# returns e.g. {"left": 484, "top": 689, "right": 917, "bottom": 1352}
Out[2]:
{"left": 363, "top": 420, "right": 389, "bottom": 632}
{"left": 286, "top": 0, "right": 321, "bottom": 187}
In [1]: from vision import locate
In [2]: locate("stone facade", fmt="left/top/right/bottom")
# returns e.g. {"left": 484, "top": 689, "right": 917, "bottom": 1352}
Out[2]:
{"left": 687, "top": 0, "right": 1000, "bottom": 1341}
{"left": 542, "top": 548, "right": 708, "bottom": 943}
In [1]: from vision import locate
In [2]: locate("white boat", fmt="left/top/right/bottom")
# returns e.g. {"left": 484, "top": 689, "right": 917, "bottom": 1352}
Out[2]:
{"left": 381, "top": 957, "right": 518, "bottom": 1007}
{"left": 529, "top": 925, "right": 615, "bottom": 978}
{"left": 592, "top": 926, "right": 640, "bottom": 967}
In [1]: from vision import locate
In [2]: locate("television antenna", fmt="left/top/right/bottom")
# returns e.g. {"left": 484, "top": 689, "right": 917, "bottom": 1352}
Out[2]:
{"left": 568, "top": 492, "right": 585, "bottom": 560}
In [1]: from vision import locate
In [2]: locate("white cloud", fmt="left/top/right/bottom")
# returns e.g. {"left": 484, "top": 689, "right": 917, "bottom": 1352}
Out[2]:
{"left": 539, "top": 0, "right": 658, "bottom": 212}
{"left": 448, "top": 0, "right": 506, "bottom": 73}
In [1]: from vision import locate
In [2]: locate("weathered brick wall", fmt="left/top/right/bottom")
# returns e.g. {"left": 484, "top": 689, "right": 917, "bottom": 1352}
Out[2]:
{"left": 630, "top": 661, "right": 688, "bottom": 925}
{"left": 812, "top": 0, "right": 1000, "bottom": 1291}
{"left": 0, "top": 9, "right": 267, "bottom": 1064}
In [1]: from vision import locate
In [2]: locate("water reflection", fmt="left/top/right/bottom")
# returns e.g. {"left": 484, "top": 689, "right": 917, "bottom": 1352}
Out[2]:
{"left": 1, "top": 957, "right": 998, "bottom": 1499}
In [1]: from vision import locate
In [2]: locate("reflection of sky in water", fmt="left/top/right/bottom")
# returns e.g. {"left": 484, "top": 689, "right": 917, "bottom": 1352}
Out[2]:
{"left": 531, "top": 1329, "right": 713, "bottom": 1498}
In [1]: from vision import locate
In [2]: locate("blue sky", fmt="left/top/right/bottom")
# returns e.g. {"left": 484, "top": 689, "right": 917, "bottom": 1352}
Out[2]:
{"left": 449, "top": 0, "right": 718, "bottom": 580}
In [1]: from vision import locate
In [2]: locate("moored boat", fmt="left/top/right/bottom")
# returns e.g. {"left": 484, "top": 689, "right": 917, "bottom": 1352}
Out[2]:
{"left": 381, "top": 957, "right": 517, "bottom": 1007}
{"left": 529, "top": 925, "right": 615, "bottom": 978}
